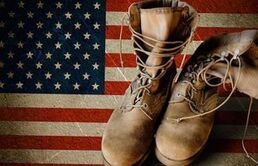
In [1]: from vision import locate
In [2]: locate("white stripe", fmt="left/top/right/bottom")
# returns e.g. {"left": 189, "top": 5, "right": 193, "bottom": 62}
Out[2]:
{"left": 105, "top": 67, "right": 136, "bottom": 81}
{"left": 0, "top": 150, "right": 257, "bottom": 164}
{"left": 0, "top": 122, "right": 105, "bottom": 137}
{"left": 0, "top": 93, "right": 120, "bottom": 109}
{"left": 106, "top": 12, "right": 258, "bottom": 28}
{"left": 105, "top": 39, "right": 201, "bottom": 54}
{"left": 0, "top": 93, "right": 257, "bottom": 110}
{"left": 211, "top": 125, "right": 258, "bottom": 139}
{"left": 0, "top": 150, "right": 103, "bottom": 164}
{"left": 0, "top": 121, "right": 257, "bottom": 139}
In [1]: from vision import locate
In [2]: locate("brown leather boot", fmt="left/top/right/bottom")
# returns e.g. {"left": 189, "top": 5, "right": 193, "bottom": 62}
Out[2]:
{"left": 155, "top": 29, "right": 257, "bottom": 165}
{"left": 102, "top": 0, "right": 198, "bottom": 165}
{"left": 207, "top": 30, "right": 258, "bottom": 99}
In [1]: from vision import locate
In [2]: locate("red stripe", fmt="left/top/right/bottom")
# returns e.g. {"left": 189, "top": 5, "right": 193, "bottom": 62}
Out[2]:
{"left": 208, "top": 139, "right": 258, "bottom": 153}
{"left": 105, "top": 53, "right": 191, "bottom": 67}
{"left": 0, "top": 108, "right": 112, "bottom": 122}
{"left": 0, "top": 108, "right": 257, "bottom": 125}
{"left": 106, "top": 0, "right": 258, "bottom": 13}
{"left": 105, "top": 81, "right": 246, "bottom": 97}
{"left": 215, "top": 111, "right": 258, "bottom": 125}
{"left": 218, "top": 86, "right": 245, "bottom": 97}
{"left": 0, "top": 136, "right": 257, "bottom": 152}
{"left": 106, "top": 26, "right": 256, "bottom": 40}
{"left": 0, "top": 136, "right": 101, "bottom": 150}
{"left": 105, "top": 81, "right": 130, "bottom": 95}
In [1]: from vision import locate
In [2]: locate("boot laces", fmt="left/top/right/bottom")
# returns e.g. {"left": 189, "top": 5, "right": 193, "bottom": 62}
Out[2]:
{"left": 169, "top": 49, "right": 257, "bottom": 163}
{"left": 118, "top": 12, "right": 194, "bottom": 120}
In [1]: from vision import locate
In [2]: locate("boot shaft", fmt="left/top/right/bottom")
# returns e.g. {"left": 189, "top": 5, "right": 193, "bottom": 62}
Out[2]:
{"left": 128, "top": 0, "right": 198, "bottom": 77}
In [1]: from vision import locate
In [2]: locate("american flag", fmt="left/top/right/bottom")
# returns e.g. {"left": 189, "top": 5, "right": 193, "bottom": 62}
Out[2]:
{"left": 0, "top": 0, "right": 257, "bottom": 165}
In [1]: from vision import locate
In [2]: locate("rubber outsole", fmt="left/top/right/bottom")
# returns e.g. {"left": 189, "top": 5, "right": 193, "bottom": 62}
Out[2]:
{"left": 102, "top": 149, "right": 151, "bottom": 166}
{"left": 155, "top": 147, "right": 199, "bottom": 166}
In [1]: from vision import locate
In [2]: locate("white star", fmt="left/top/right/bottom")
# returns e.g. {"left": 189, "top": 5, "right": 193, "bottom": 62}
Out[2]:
{"left": 36, "top": 21, "right": 43, "bottom": 29}
{"left": 93, "top": 22, "right": 100, "bottom": 29}
{"left": 17, "top": 41, "right": 24, "bottom": 48}
{"left": 54, "top": 62, "right": 62, "bottom": 69}
{"left": 26, "top": 51, "right": 33, "bottom": 59}
{"left": 65, "top": 12, "right": 72, "bottom": 19}
{"left": 36, "top": 41, "right": 43, "bottom": 49}
{"left": 73, "top": 62, "right": 80, "bottom": 70}
{"left": 83, "top": 52, "right": 90, "bottom": 60}
{"left": 27, "top": 31, "right": 34, "bottom": 39}
{"left": 74, "top": 42, "right": 81, "bottom": 49}
{"left": 0, "top": 41, "right": 4, "bottom": 48}
{"left": 27, "top": 11, "right": 34, "bottom": 18}
{"left": 75, "top": 2, "right": 82, "bottom": 9}
{"left": 92, "top": 83, "right": 99, "bottom": 90}
{"left": 17, "top": 61, "right": 23, "bottom": 69}
{"left": 73, "top": 83, "right": 80, "bottom": 90}
{"left": 26, "top": 71, "right": 33, "bottom": 79}
{"left": 64, "top": 52, "right": 71, "bottom": 59}
{"left": 93, "top": 42, "right": 100, "bottom": 50}
{"left": 64, "top": 32, "right": 72, "bottom": 39}
{"left": 74, "top": 22, "right": 81, "bottom": 29}
{"left": 83, "top": 73, "right": 90, "bottom": 80}
{"left": 64, "top": 72, "right": 71, "bottom": 79}
{"left": 35, "top": 82, "right": 43, "bottom": 89}
{"left": 84, "top": 12, "right": 91, "bottom": 19}
{"left": 8, "top": 11, "right": 15, "bottom": 18}
{"left": 83, "top": 32, "right": 90, "bottom": 39}
{"left": 7, "top": 72, "right": 14, "bottom": 79}
{"left": 8, "top": 31, "right": 15, "bottom": 38}
{"left": 54, "top": 82, "right": 61, "bottom": 90}
{"left": 0, "top": 21, "right": 5, "bottom": 28}
{"left": 0, "top": 81, "right": 4, "bottom": 88}
{"left": 18, "top": 1, "right": 25, "bottom": 8}
{"left": 55, "top": 42, "right": 62, "bottom": 49}
{"left": 46, "top": 31, "right": 52, "bottom": 39}
{"left": 45, "top": 72, "right": 52, "bottom": 79}
{"left": 16, "top": 82, "right": 24, "bottom": 89}
{"left": 92, "top": 62, "right": 99, "bottom": 70}
{"left": 46, "top": 11, "right": 53, "bottom": 19}
{"left": 56, "top": 2, "right": 63, "bottom": 9}
{"left": 37, "top": 1, "right": 44, "bottom": 8}
{"left": 17, "top": 21, "right": 24, "bottom": 28}
{"left": 45, "top": 52, "right": 52, "bottom": 59}
{"left": 93, "top": 2, "right": 101, "bottom": 9}
{"left": 8, "top": 51, "right": 14, "bottom": 59}
{"left": 35, "top": 62, "right": 43, "bottom": 69}
{"left": 55, "top": 21, "right": 62, "bottom": 29}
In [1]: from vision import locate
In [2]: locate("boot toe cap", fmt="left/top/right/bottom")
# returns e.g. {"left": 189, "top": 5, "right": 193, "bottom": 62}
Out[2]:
{"left": 155, "top": 130, "right": 198, "bottom": 161}
{"left": 102, "top": 138, "right": 146, "bottom": 166}
{"left": 155, "top": 119, "right": 211, "bottom": 162}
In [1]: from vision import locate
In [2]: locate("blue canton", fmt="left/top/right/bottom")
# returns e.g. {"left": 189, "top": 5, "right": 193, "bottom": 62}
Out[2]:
{"left": 0, "top": 0, "right": 105, "bottom": 94}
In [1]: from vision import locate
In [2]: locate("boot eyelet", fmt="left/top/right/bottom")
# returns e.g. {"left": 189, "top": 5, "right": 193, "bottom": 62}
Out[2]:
{"left": 148, "top": 79, "right": 152, "bottom": 84}
{"left": 143, "top": 103, "right": 148, "bottom": 109}
{"left": 221, "top": 51, "right": 226, "bottom": 56}
{"left": 234, "top": 48, "right": 240, "bottom": 55}
{"left": 137, "top": 79, "right": 141, "bottom": 84}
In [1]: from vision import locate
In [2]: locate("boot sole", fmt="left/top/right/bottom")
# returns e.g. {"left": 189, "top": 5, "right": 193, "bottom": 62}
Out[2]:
{"left": 102, "top": 149, "right": 151, "bottom": 166}
{"left": 155, "top": 147, "right": 200, "bottom": 166}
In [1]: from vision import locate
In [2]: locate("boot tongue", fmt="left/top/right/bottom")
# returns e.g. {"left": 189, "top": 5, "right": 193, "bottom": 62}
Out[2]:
{"left": 140, "top": 7, "right": 186, "bottom": 77}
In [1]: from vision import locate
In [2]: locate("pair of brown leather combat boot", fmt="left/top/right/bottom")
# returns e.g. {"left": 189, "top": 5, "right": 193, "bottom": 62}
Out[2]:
{"left": 102, "top": 0, "right": 258, "bottom": 165}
